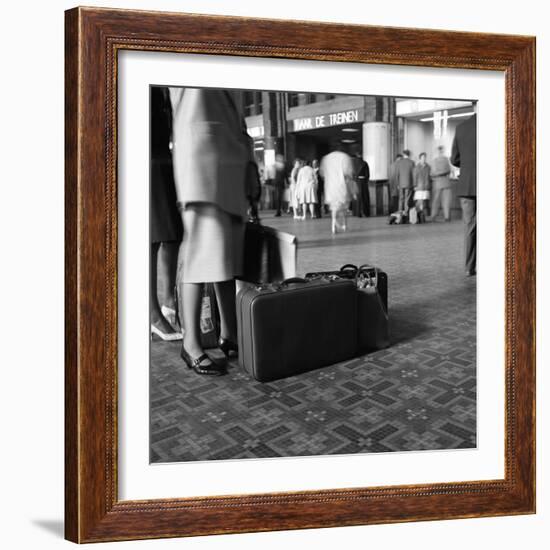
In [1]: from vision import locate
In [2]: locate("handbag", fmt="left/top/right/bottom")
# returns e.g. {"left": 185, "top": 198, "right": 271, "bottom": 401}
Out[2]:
{"left": 241, "top": 221, "right": 298, "bottom": 284}
{"left": 174, "top": 282, "right": 220, "bottom": 349}
{"left": 356, "top": 266, "right": 390, "bottom": 351}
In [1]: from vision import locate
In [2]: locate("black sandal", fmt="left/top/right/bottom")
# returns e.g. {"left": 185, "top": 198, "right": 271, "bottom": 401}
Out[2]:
{"left": 180, "top": 346, "right": 226, "bottom": 376}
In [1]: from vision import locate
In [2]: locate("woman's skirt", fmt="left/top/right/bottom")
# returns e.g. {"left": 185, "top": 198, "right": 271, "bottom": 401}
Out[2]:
{"left": 413, "top": 189, "right": 430, "bottom": 201}
{"left": 296, "top": 182, "right": 318, "bottom": 204}
{"left": 180, "top": 203, "right": 245, "bottom": 283}
{"left": 289, "top": 182, "right": 299, "bottom": 209}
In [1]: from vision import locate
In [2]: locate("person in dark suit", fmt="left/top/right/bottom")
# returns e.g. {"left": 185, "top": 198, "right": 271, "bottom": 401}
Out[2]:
{"left": 353, "top": 154, "right": 371, "bottom": 217}
{"left": 388, "top": 154, "right": 402, "bottom": 213}
{"left": 451, "top": 111, "right": 477, "bottom": 276}
{"left": 395, "top": 149, "right": 415, "bottom": 213}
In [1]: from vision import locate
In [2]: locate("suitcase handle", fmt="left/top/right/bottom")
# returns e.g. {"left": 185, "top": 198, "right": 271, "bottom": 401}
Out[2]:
{"left": 281, "top": 277, "right": 308, "bottom": 286}
{"left": 339, "top": 264, "right": 358, "bottom": 272}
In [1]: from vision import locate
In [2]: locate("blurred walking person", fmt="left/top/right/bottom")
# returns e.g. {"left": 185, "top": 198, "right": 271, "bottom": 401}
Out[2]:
{"left": 320, "top": 147, "right": 357, "bottom": 234}
{"left": 272, "top": 154, "right": 286, "bottom": 217}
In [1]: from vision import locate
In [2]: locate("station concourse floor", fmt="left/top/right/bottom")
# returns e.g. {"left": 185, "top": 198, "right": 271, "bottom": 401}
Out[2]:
{"left": 150, "top": 211, "right": 476, "bottom": 462}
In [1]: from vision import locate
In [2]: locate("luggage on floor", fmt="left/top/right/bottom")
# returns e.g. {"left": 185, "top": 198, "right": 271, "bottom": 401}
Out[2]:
{"left": 241, "top": 221, "right": 297, "bottom": 284}
{"left": 236, "top": 277, "right": 358, "bottom": 382}
{"left": 388, "top": 210, "right": 408, "bottom": 225}
{"left": 305, "top": 264, "right": 388, "bottom": 309}
{"left": 355, "top": 266, "right": 390, "bottom": 351}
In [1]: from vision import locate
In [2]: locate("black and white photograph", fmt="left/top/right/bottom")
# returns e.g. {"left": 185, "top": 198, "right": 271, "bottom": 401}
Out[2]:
{"left": 149, "top": 86, "right": 477, "bottom": 463}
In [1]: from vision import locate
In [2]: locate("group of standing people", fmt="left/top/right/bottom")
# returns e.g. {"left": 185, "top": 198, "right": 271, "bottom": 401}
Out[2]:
{"left": 287, "top": 158, "right": 321, "bottom": 220}
{"left": 274, "top": 149, "right": 370, "bottom": 234}
{"left": 389, "top": 146, "right": 454, "bottom": 223}
{"left": 388, "top": 111, "right": 477, "bottom": 276}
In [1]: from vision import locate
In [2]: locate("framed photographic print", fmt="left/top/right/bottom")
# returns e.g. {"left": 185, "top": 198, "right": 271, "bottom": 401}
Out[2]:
{"left": 65, "top": 6, "right": 536, "bottom": 543}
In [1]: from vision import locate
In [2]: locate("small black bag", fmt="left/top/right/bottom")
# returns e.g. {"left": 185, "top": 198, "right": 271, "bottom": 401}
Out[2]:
{"left": 241, "top": 222, "right": 298, "bottom": 284}
{"left": 355, "top": 266, "right": 390, "bottom": 351}
{"left": 175, "top": 283, "right": 220, "bottom": 349}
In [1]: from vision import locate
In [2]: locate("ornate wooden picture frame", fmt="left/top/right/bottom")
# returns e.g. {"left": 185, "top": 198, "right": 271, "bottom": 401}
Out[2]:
{"left": 65, "top": 6, "right": 535, "bottom": 543}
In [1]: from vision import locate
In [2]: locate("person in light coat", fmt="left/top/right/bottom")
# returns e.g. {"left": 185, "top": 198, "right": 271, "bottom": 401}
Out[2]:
{"left": 320, "top": 147, "right": 357, "bottom": 233}
{"left": 170, "top": 87, "right": 260, "bottom": 376}
{"left": 295, "top": 160, "right": 318, "bottom": 220}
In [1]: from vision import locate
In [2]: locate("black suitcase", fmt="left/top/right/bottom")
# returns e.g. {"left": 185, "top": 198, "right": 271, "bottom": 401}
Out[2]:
{"left": 236, "top": 277, "right": 358, "bottom": 382}
{"left": 305, "top": 264, "right": 388, "bottom": 309}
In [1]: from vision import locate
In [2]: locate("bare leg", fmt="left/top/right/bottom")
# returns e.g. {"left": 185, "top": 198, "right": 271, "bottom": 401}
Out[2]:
{"left": 181, "top": 282, "right": 206, "bottom": 357}
{"left": 331, "top": 208, "right": 337, "bottom": 233}
{"left": 151, "top": 242, "right": 177, "bottom": 334}
{"left": 340, "top": 209, "right": 348, "bottom": 232}
{"left": 157, "top": 242, "right": 179, "bottom": 311}
{"left": 309, "top": 203, "right": 315, "bottom": 218}
{"left": 214, "top": 280, "right": 238, "bottom": 343}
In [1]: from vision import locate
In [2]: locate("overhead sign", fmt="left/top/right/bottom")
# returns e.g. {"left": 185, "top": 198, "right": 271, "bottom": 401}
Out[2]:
{"left": 290, "top": 109, "right": 363, "bottom": 132}
{"left": 247, "top": 125, "right": 264, "bottom": 138}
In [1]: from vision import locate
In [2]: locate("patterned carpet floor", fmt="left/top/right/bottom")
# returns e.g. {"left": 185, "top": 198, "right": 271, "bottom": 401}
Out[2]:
{"left": 151, "top": 212, "right": 476, "bottom": 463}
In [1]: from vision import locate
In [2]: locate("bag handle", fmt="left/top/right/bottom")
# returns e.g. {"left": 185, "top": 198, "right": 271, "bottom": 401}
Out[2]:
{"left": 281, "top": 277, "right": 308, "bottom": 286}
{"left": 340, "top": 264, "right": 358, "bottom": 272}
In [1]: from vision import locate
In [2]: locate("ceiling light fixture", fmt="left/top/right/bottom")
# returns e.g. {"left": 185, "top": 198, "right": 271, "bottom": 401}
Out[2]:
{"left": 420, "top": 111, "right": 475, "bottom": 122}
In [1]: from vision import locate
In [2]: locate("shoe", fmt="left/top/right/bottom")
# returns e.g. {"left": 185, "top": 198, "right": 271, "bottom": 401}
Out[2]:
{"left": 151, "top": 324, "right": 183, "bottom": 341}
{"left": 218, "top": 337, "right": 238, "bottom": 359}
{"left": 180, "top": 346, "right": 226, "bottom": 376}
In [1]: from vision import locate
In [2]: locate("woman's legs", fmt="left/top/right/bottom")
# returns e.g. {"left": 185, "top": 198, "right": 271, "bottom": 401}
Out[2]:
{"left": 151, "top": 242, "right": 177, "bottom": 334}
{"left": 214, "top": 280, "right": 237, "bottom": 343}
{"left": 181, "top": 282, "right": 204, "bottom": 357}
{"left": 339, "top": 208, "right": 348, "bottom": 231}
{"left": 157, "top": 242, "right": 179, "bottom": 311}
{"left": 309, "top": 203, "right": 315, "bottom": 219}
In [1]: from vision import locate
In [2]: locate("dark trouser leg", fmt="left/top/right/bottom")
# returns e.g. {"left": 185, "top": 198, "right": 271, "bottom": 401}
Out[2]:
{"left": 214, "top": 280, "right": 237, "bottom": 343}
{"left": 274, "top": 186, "right": 283, "bottom": 215}
{"left": 430, "top": 187, "right": 441, "bottom": 220}
{"left": 361, "top": 180, "right": 370, "bottom": 216}
{"left": 399, "top": 188, "right": 412, "bottom": 212}
{"left": 460, "top": 197, "right": 476, "bottom": 274}
{"left": 398, "top": 188, "right": 406, "bottom": 212}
